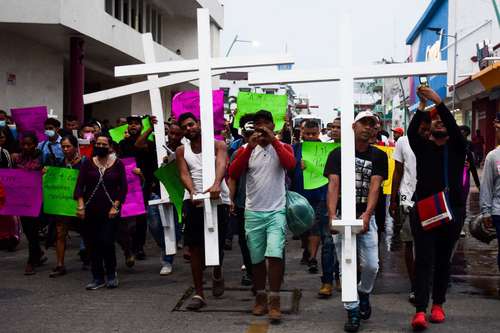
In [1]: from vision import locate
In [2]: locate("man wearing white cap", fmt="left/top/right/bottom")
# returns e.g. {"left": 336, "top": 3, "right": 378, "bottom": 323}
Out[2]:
{"left": 324, "top": 110, "right": 388, "bottom": 332}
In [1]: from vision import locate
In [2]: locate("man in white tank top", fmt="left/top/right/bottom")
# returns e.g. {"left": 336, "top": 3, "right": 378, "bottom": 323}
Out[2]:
{"left": 229, "top": 110, "right": 296, "bottom": 323}
{"left": 176, "top": 112, "right": 230, "bottom": 311}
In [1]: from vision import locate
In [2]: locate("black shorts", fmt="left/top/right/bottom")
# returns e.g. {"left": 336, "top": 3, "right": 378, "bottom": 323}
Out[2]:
{"left": 183, "top": 200, "right": 228, "bottom": 250}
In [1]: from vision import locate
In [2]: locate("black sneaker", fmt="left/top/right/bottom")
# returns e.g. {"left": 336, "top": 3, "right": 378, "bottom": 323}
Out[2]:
{"left": 107, "top": 273, "right": 119, "bottom": 289}
{"left": 86, "top": 280, "right": 106, "bottom": 290}
{"left": 308, "top": 258, "right": 318, "bottom": 274}
{"left": 344, "top": 308, "right": 361, "bottom": 332}
{"left": 241, "top": 270, "right": 253, "bottom": 286}
{"left": 300, "top": 250, "right": 310, "bottom": 265}
{"left": 359, "top": 292, "right": 372, "bottom": 320}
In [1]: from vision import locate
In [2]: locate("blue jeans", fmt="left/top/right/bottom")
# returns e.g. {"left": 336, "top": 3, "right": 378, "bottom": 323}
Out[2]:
{"left": 147, "top": 194, "right": 181, "bottom": 265}
{"left": 317, "top": 200, "right": 339, "bottom": 284}
{"left": 336, "top": 216, "right": 379, "bottom": 310}
{"left": 492, "top": 215, "right": 500, "bottom": 271}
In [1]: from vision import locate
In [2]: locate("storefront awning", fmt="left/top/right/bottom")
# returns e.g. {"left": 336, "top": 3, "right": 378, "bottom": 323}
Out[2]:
{"left": 454, "top": 63, "right": 500, "bottom": 101}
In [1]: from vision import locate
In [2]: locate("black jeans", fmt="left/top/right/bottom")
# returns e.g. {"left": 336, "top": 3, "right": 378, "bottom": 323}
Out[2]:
{"left": 410, "top": 206, "right": 464, "bottom": 312}
{"left": 232, "top": 206, "right": 253, "bottom": 276}
{"left": 132, "top": 214, "right": 148, "bottom": 253}
{"left": 83, "top": 216, "right": 118, "bottom": 281}
{"left": 20, "top": 217, "right": 42, "bottom": 265}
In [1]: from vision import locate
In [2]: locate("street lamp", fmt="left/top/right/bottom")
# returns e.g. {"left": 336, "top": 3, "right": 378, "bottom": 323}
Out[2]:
{"left": 225, "top": 34, "right": 260, "bottom": 57}
{"left": 427, "top": 27, "right": 458, "bottom": 111}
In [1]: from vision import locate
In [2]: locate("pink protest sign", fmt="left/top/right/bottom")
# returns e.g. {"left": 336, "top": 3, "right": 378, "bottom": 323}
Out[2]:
{"left": 0, "top": 169, "right": 42, "bottom": 217}
{"left": 172, "top": 90, "right": 225, "bottom": 140}
{"left": 120, "top": 158, "right": 146, "bottom": 218}
{"left": 11, "top": 106, "right": 48, "bottom": 142}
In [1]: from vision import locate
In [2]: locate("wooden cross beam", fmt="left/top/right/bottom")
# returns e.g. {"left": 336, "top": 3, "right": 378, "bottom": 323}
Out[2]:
{"left": 248, "top": 15, "right": 448, "bottom": 302}
{"left": 83, "top": 9, "right": 295, "bottom": 266}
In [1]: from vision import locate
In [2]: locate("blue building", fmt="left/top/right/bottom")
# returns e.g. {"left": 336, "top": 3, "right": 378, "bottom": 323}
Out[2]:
{"left": 406, "top": 0, "right": 449, "bottom": 110}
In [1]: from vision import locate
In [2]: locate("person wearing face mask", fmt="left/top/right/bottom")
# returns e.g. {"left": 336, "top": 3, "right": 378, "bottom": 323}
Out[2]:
{"left": 12, "top": 132, "right": 46, "bottom": 275}
{"left": 80, "top": 123, "right": 97, "bottom": 142}
{"left": 49, "top": 135, "right": 86, "bottom": 278}
{"left": 38, "top": 118, "right": 64, "bottom": 167}
{"left": 407, "top": 86, "right": 467, "bottom": 330}
{"left": 74, "top": 134, "right": 127, "bottom": 290}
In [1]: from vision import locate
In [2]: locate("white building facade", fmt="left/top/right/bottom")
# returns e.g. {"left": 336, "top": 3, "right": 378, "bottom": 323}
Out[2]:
{"left": 0, "top": 0, "right": 223, "bottom": 124}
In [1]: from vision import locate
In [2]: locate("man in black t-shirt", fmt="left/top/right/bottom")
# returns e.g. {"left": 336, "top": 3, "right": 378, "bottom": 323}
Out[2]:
{"left": 323, "top": 110, "right": 387, "bottom": 333}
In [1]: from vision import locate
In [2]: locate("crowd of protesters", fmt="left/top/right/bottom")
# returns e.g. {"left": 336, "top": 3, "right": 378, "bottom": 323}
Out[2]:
{"left": 0, "top": 85, "right": 497, "bottom": 331}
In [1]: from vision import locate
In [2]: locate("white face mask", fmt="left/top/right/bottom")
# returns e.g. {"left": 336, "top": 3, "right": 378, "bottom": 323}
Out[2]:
{"left": 0, "top": 120, "right": 6, "bottom": 127}
{"left": 45, "top": 129, "right": 56, "bottom": 138}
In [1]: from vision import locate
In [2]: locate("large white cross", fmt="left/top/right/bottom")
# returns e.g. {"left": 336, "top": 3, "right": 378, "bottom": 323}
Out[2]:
{"left": 248, "top": 15, "right": 448, "bottom": 302}
{"left": 83, "top": 9, "right": 293, "bottom": 266}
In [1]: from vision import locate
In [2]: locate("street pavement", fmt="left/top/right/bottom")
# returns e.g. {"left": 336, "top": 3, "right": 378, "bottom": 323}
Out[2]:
{"left": 1, "top": 189, "right": 500, "bottom": 333}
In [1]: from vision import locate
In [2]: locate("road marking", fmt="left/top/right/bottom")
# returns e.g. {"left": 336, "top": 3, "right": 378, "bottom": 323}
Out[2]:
{"left": 245, "top": 320, "right": 269, "bottom": 333}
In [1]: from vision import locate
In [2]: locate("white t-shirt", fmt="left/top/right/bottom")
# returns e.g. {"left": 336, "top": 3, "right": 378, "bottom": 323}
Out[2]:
{"left": 246, "top": 144, "right": 286, "bottom": 211}
{"left": 392, "top": 136, "right": 417, "bottom": 207}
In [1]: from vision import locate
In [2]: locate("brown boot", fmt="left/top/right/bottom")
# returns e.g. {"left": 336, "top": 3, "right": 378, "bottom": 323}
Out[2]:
{"left": 252, "top": 292, "right": 268, "bottom": 316}
{"left": 268, "top": 295, "right": 281, "bottom": 322}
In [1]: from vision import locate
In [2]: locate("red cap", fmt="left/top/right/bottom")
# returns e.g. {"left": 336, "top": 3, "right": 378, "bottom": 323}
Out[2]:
{"left": 391, "top": 127, "right": 404, "bottom": 135}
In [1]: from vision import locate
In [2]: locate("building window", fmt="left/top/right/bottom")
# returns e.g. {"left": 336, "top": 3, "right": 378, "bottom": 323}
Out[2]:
{"left": 151, "top": 9, "right": 157, "bottom": 40}
{"left": 146, "top": 4, "right": 151, "bottom": 32}
{"left": 131, "top": 0, "right": 137, "bottom": 29}
{"left": 114, "top": 0, "right": 122, "bottom": 20}
{"left": 239, "top": 88, "right": 251, "bottom": 93}
{"left": 157, "top": 14, "right": 162, "bottom": 43}
{"left": 105, "top": 0, "right": 113, "bottom": 15}
{"left": 138, "top": 0, "right": 144, "bottom": 33}
{"left": 123, "top": 0, "right": 129, "bottom": 25}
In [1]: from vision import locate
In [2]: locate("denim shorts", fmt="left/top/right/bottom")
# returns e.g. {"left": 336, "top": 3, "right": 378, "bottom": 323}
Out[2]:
{"left": 245, "top": 209, "right": 287, "bottom": 264}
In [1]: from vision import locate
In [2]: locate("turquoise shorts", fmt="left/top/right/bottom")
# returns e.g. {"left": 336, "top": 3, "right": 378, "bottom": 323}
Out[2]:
{"left": 245, "top": 209, "right": 287, "bottom": 264}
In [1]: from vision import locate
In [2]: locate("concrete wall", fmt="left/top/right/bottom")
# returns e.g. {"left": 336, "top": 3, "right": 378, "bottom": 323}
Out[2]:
{"left": 0, "top": 0, "right": 60, "bottom": 24}
{"left": 162, "top": 16, "right": 198, "bottom": 59}
{"left": 0, "top": 32, "right": 63, "bottom": 118}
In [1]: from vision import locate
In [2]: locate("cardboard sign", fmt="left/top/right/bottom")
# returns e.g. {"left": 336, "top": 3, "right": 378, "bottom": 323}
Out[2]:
{"left": 236, "top": 92, "right": 288, "bottom": 131}
{"left": 121, "top": 158, "right": 146, "bottom": 217}
{"left": 375, "top": 145, "right": 395, "bottom": 195}
{"left": 154, "top": 162, "right": 185, "bottom": 223}
{"left": 171, "top": 90, "right": 225, "bottom": 140}
{"left": 302, "top": 141, "right": 340, "bottom": 189}
{"left": 11, "top": 106, "right": 48, "bottom": 142}
{"left": 109, "top": 117, "right": 154, "bottom": 144}
{"left": 0, "top": 170, "right": 42, "bottom": 217}
{"left": 43, "top": 167, "right": 79, "bottom": 217}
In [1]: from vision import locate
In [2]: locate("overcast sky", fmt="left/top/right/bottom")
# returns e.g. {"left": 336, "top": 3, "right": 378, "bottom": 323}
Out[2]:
{"left": 220, "top": 0, "right": 432, "bottom": 122}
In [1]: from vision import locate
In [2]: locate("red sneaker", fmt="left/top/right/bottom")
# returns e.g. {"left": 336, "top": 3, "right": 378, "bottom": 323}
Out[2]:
{"left": 411, "top": 312, "right": 428, "bottom": 331}
{"left": 430, "top": 304, "right": 445, "bottom": 323}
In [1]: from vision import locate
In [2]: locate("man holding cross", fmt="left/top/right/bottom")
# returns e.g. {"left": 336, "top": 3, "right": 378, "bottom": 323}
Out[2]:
{"left": 176, "top": 112, "right": 230, "bottom": 311}
{"left": 324, "top": 111, "right": 387, "bottom": 332}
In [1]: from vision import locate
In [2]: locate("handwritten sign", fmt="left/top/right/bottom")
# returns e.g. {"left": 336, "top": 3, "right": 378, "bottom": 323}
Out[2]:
{"left": 302, "top": 141, "right": 340, "bottom": 190}
{"left": 374, "top": 145, "right": 395, "bottom": 195}
{"left": 109, "top": 117, "right": 154, "bottom": 144}
{"left": 43, "top": 167, "right": 79, "bottom": 217}
{"left": 121, "top": 158, "right": 146, "bottom": 217}
{"left": 172, "top": 90, "right": 225, "bottom": 140}
{"left": 154, "top": 162, "right": 185, "bottom": 223}
{"left": 0, "top": 170, "right": 42, "bottom": 217}
{"left": 11, "top": 106, "right": 48, "bottom": 142}
{"left": 236, "top": 92, "right": 288, "bottom": 131}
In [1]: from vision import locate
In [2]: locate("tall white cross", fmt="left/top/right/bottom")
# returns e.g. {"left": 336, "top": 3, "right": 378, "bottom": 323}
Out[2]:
{"left": 248, "top": 15, "right": 448, "bottom": 302}
{"left": 83, "top": 9, "right": 294, "bottom": 266}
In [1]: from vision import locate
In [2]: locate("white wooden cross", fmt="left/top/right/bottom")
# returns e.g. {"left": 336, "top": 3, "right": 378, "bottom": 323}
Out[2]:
{"left": 248, "top": 15, "right": 448, "bottom": 302}
{"left": 83, "top": 9, "right": 293, "bottom": 266}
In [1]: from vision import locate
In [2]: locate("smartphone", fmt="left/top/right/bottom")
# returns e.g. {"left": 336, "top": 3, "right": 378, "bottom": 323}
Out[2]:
{"left": 419, "top": 76, "right": 429, "bottom": 87}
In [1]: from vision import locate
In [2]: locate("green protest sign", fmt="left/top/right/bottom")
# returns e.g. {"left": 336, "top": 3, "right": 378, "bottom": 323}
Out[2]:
{"left": 236, "top": 92, "right": 288, "bottom": 130}
{"left": 109, "top": 117, "right": 154, "bottom": 144}
{"left": 154, "top": 162, "right": 185, "bottom": 223}
{"left": 302, "top": 141, "right": 340, "bottom": 190}
{"left": 43, "top": 167, "right": 79, "bottom": 217}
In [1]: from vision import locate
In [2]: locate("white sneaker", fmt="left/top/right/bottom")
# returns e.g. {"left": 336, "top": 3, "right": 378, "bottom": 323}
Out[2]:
{"left": 160, "top": 263, "right": 173, "bottom": 276}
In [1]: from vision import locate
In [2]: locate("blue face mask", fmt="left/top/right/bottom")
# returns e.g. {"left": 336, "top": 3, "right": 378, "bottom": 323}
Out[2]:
{"left": 45, "top": 129, "right": 56, "bottom": 138}
{"left": 0, "top": 120, "right": 5, "bottom": 127}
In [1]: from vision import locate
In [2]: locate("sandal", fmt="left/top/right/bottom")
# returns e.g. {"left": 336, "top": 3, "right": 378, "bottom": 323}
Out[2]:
{"left": 49, "top": 266, "right": 67, "bottom": 278}
{"left": 186, "top": 295, "right": 206, "bottom": 311}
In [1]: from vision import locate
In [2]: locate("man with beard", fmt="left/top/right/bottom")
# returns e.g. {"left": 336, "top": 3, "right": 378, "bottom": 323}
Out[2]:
{"left": 176, "top": 112, "right": 230, "bottom": 311}
{"left": 119, "top": 115, "right": 157, "bottom": 260}
{"left": 408, "top": 87, "right": 466, "bottom": 330}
